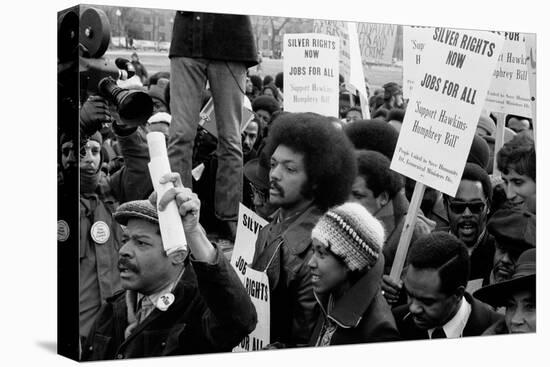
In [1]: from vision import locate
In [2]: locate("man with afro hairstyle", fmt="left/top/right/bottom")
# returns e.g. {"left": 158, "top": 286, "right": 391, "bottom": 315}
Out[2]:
{"left": 251, "top": 112, "right": 357, "bottom": 348}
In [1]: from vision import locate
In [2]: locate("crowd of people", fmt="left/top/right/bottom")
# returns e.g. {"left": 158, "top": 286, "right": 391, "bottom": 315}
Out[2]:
{"left": 58, "top": 11, "right": 536, "bottom": 362}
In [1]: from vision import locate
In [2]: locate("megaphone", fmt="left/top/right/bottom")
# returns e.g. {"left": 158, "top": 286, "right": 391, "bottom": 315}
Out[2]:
{"left": 98, "top": 77, "right": 153, "bottom": 127}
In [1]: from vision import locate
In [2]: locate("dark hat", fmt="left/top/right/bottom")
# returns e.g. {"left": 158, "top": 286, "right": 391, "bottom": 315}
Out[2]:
{"left": 487, "top": 209, "right": 536, "bottom": 251}
{"left": 252, "top": 95, "right": 280, "bottom": 115}
{"left": 344, "top": 119, "right": 399, "bottom": 160}
{"left": 467, "top": 134, "right": 490, "bottom": 170}
{"left": 244, "top": 152, "right": 270, "bottom": 191}
{"left": 113, "top": 199, "right": 159, "bottom": 226}
{"left": 473, "top": 248, "right": 536, "bottom": 307}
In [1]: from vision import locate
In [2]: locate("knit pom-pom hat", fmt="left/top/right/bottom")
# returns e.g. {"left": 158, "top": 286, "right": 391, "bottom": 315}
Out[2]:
{"left": 312, "top": 202, "right": 386, "bottom": 272}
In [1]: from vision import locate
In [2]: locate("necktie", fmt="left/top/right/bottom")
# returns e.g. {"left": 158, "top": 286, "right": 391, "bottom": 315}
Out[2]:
{"left": 431, "top": 327, "right": 446, "bottom": 339}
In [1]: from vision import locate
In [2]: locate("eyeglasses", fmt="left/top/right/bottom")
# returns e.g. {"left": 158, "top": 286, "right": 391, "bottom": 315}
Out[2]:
{"left": 448, "top": 200, "right": 487, "bottom": 214}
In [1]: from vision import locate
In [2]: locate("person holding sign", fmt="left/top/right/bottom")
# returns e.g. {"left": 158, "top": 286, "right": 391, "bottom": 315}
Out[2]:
{"left": 82, "top": 173, "right": 257, "bottom": 360}
{"left": 252, "top": 113, "right": 357, "bottom": 347}
{"left": 444, "top": 163, "right": 496, "bottom": 283}
{"left": 392, "top": 232, "right": 502, "bottom": 340}
{"left": 308, "top": 202, "right": 400, "bottom": 346}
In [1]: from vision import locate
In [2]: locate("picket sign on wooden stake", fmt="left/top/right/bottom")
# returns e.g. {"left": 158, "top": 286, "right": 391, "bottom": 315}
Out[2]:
{"left": 492, "top": 112, "right": 506, "bottom": 177}
{"left": 389, "top": 182, "right": 426, "bottom": 282}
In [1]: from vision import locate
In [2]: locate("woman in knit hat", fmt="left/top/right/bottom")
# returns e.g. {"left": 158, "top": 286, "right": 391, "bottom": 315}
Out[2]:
{"left": 308, "top": 202, "right": 400, "bottom": 346}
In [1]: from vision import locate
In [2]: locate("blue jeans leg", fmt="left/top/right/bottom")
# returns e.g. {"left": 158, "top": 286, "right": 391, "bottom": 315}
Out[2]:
{"left": 207, "top": 61, "right": 246, "bottom": 222}
{"left": 168, "top": 57, "right": 207, "bottom": 188}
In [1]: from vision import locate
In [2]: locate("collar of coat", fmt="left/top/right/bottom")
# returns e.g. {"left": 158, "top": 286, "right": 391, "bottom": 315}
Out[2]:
{"left": 313, "top": 254, "right": 385, "bottom": 329}
{"left": 107, "top": 260, "right": 199, "bottom": 344}
{"left": 272, "top": 204, "right": 324, "bottom": 256}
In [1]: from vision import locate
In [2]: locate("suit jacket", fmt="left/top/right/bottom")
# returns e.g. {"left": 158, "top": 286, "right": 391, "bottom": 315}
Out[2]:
{"left": 393, "top": 292, "right": 503, "bottom": 340}
{"left": 81, "top": 249, "right": 257, "bottom": 360}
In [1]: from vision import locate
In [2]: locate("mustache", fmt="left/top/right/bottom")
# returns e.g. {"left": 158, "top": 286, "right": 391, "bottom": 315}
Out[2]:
{"left": 118, "top": 257, "right": 139, "bottom": 273}
{"left": 270, "top": 181, "right": 285, "bottom": 197}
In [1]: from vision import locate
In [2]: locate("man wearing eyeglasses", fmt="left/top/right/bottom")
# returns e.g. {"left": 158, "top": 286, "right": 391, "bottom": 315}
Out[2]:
{"left": 443, "top": 163, "right": 496, "bottom": 284}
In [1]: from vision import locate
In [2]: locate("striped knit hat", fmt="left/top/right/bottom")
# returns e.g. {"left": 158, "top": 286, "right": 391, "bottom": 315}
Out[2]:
{"left": 312, "top": 202, "right": 385, "bottom": 272}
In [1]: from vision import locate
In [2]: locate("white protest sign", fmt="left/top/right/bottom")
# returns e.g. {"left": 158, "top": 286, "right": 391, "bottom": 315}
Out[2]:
{"left": 231, "top": 203, "right": 268, "bottom": 282}
{"left": 284, "top": 33, "right": 339, "bottom": 116}
{"left": 313, "top": 20, "right": 351, "bottom": 87}
{"left": 485, "top": 32, "right": 532, "bottom": 117}
{"left": 348, "top": 22, "right": 371, "bottom": 119}
{"left": 403, "top": 26, "right": 433, "bottom": 99}
{"left": 356, "top": 23, "right": 398, "bottom": 65}
{"left": 230, "top": 204, "right": 270, "bottom": 352}
{"left": 391, "top": 28, "right": 504, "bottom": 196}
{"left": 233, "top": 267, "right": 270, "bottom": 352}
{"left": 524, "top": 33, "right": 536, "bottom": 141}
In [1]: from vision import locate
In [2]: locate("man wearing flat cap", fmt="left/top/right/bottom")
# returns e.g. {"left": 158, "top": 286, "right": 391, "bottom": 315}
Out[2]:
{"left": 474, "top": 248, "right": 536, "bottom": 334}
{"left": 486, "top": 209, "right": 535, "bottom": 285}
{"left": 81, "top": 173, "right": 257, "bottom": 360}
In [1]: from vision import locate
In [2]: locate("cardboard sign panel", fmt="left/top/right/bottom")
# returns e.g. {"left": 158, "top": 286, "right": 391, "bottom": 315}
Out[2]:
{"left": 485, "top": 32, "right": 532, "bottom": 117}
{"left": 313, "top": 20, "right": 351, "bottom": 86}
{"left": 232, "top": 268, "right": 270, "bottom": 352}
{"left": 231, "top": 204, "right": 270, "bottom": 352}
{"left": 283, "top": 33, "right": 340, "bottom": 116}
{"left": 356, "top": 23, "right": 398, "bottom": 65}
{"left": 403, "top": 26, "right": 433, "bottom": 99}
{"left": 391, "top": 28, "right": 504, "bottom": 196}
{"left": 231, "top": 203, "right": 269, "bottom": 282}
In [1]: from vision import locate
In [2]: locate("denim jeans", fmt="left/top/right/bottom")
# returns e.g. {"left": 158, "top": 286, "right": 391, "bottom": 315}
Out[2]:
{"left": 168, "top": 57, "right": 245, "bottom": 221}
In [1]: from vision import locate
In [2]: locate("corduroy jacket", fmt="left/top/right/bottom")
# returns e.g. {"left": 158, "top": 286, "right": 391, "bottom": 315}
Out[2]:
{"left": 169, "top": 12, "right": 258, "bottom": 68}
{"left": 81, "top": 248, "right": 257, "bottom": 360}
{"left": 309, "top": 255, "right": 401, "bottom": 346}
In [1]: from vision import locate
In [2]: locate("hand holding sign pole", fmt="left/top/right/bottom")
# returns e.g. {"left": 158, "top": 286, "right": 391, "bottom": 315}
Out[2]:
{"left": 147, "top": 131, "right": 187, "bottom": 254}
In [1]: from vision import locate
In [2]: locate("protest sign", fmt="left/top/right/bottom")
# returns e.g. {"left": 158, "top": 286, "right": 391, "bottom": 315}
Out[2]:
{"left": 231, "top": 204, "right": 270, "bottom": 352}
{"left": 485, "top": 32, "right": 532, "bottom": 117}
{"left": 198, "top": 97, "right": 255, "bottom": 139}
{"left": 390, "top": 28, "right": 504, "bottom": 196}
{"left": 356, "top": 23, "right": 398, "bottom": 65}
{"left": 283, "top": 33, "right": 339, "bottom": 116}
{"left": 231, "top": 203, "right": 268, "bottom": 282}
{"left": 524, "top": 33, "right": 536, "bottom": 141}
{"left": 313, "top": 20, "right": 351, "bottom": 87}
{"left": 233, "top": 267, "right": 270, "bottom": 352}
{"left": 403, "top": 26, "right": 433, "bottom": 99}
{"left": 348, "top": 22, "right": 371, "bottom": 119}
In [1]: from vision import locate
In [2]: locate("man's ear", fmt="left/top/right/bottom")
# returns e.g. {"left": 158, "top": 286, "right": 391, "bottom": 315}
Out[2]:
{"left": 377, "top": 191, "right": 390, "bottom": 207}
{"left": 169, "top": 249, "right": 188, "bottom": 265}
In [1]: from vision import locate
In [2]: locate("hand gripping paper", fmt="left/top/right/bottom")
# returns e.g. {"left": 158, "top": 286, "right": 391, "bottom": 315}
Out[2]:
{"left": 147, "top": 132, "right": 187, "bottom": 254}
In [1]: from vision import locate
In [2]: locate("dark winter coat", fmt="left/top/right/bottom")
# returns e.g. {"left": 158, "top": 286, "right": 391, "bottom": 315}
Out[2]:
{"left": 251, "top": 205, "right": 322, "bottom": 347}
{"left": 81, "top": 249, "right": 257, "bottom": 360}
{"left": 309, "top": 256, "right": 401, "bottom": 346}
{"left": 169, "top": 12, "right": 258, "bottom": 68}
